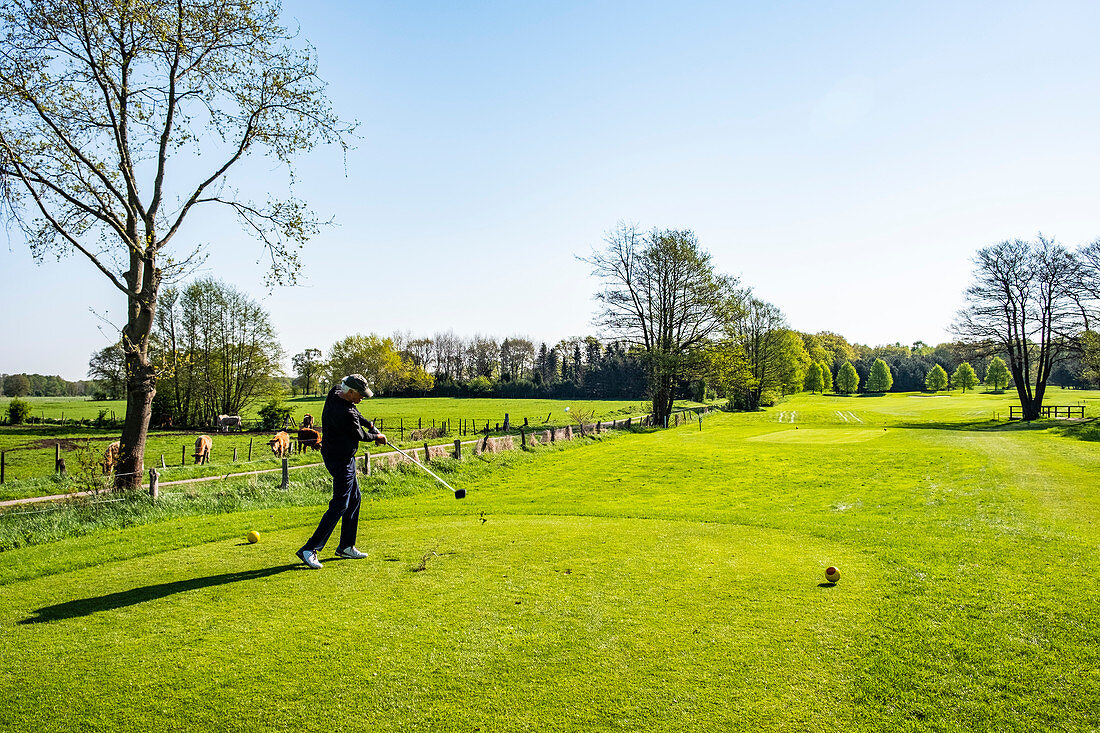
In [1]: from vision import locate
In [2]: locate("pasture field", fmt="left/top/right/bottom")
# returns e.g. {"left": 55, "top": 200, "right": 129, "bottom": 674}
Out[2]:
{"left": 1, "top": 391, "right": 1099, "bottom": 731}
{"left": 0, "top": 397, "right": 669, "bottom": 498}
{"left": 0, "top": 395, "right": 658, "bottom": 426}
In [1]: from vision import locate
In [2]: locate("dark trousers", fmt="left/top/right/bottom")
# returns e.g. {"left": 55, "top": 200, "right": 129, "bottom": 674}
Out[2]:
{"left": 301, "top": 454, "right": 361, "bottom": 552}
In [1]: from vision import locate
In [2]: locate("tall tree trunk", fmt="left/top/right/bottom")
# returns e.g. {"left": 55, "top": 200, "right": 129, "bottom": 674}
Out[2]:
{"left": 115, "top": 252, "right": 159, "bottom": 491}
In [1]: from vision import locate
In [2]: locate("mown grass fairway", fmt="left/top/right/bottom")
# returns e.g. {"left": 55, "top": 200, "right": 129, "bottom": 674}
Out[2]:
{"left": 1, "top": 392, "right": 1099, "bottom": 731}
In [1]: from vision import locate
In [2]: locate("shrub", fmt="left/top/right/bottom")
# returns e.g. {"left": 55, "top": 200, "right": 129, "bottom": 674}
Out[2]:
{"left": 464, "top": 376, "right": 493, "bottom": 396}
{"left": 8, "top": 397, "right": 31, "bottom": 424}
{"left": 257, "top": 400, "right": 293, "bottom": 431}
{"left": 759, "top": 389, "right": 781, "bottom": 407}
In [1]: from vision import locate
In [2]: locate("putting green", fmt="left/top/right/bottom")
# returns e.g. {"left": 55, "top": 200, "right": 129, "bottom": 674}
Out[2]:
{"left": 747, "top": 428, "right": 887, "bottom": 444}
{"left": 0, "top": 515, "right": 875, "bottom": 732}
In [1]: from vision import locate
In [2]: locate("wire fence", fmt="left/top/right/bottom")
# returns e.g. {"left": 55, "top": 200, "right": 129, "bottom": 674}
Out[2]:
{"left": 0, "top": 406, "right": 716, "bottom": 504}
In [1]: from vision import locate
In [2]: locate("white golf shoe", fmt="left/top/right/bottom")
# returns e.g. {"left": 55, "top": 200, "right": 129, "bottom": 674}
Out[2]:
{"left": 335, "top": 546, "right": 368, "bottom": 559}
{"left": 296, "top": 549, "right": 323, "bottom": 569}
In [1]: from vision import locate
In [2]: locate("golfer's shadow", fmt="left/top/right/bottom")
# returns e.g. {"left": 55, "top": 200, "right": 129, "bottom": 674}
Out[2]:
{"left": 19, "top": 564, "right": 298, "bottom": 625}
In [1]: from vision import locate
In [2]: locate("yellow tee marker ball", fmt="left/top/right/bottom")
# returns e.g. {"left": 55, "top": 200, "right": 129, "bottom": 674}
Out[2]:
{"left": 247, "top": 531, "right": 260, "bottom": 544}
{"left": 825, "top": 566, "right": 841, "bottom": 583}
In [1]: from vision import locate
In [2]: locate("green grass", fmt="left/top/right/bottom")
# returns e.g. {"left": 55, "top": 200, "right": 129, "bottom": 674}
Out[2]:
{"left": 1, "top": 392, "right": 1098, "bottom": 731}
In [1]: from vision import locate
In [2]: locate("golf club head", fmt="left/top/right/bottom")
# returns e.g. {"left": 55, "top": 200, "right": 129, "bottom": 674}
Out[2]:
{"left": 454, "top": 488, "right": 466, "bottom": 499}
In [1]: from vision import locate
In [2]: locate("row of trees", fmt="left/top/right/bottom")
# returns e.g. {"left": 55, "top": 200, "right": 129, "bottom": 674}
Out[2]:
{"left": 805, "top": 355, "right": 1012, "bottom": 395}
{"left": 1, "top": 373, "right": 95, "bottom": 398}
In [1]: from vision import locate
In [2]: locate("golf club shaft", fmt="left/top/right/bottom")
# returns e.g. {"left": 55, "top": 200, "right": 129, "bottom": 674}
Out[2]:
{"left": 386, "top": 443, "right": 460, "bottom": 495}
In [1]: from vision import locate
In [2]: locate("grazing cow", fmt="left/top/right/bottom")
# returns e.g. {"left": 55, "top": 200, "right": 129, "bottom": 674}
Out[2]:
{"left": 101, "top": 441, "right": 121, "bottom": 475}
{"left": 297, "top": 427, "right": 322, "bottom": 453}
{"left": 301, "top": 413, "right": 315, "bottom": 429}
{"left": 216, "top": 414, "right": 242, "bottom": 433}
{"left": 268, "top": 431, "right": 291, "bottom": 458}
{"left": 193, "top": 435, "right": 212, "bottom": 465}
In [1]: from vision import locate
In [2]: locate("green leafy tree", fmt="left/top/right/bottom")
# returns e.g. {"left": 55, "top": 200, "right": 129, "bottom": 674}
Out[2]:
{"left": 925, "top": 364, "right": 949, "bottom": 392}
{"left": 153, "top": 279, "right": 284, "bottom": 426}
{"left": 0, "top": 0, "right": 352, "bottom": 488}
{"left": 292, "top": 349, "right": 325, "bottom": 396}
{"left": 820, "top": 361, "right": 833, "bottom": 393}
{"left": 87, "top": 345, "right": 127, "bottom": 400}
{"left": 804, "top": 362, "right": 824, "bottom": 394}
{"left": 835, "top": 361, "right": 860, "bottom": 394}
{"left": 985, "top": 355, "right": 1012, "bottom": 391}
{"left": 953, "top": 362, "right": 979, "bottom": 393}
{"left": 2, "top": 373, "right": 30, "bottom": 397}
{"left": 327, "top": 334, "right": 433, "bottom": 395}
{"left": 866, "top": 358, "right": 894, "bottom": 393}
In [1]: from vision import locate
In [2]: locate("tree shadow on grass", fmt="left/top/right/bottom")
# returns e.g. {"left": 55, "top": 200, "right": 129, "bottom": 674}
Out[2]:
{"left": 19, "top": 564, "right": 298, "bottom": 624}
{"left": 892, "top": 417, "right": 1099, "bottom": 440}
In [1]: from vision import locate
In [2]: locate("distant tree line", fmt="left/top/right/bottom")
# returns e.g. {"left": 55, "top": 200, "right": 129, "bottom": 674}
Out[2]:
{"left": 69, "top": 233, "right": 1100, "bottom": 428}
{"left": 1, "top": 373, "right": 95, "bottom": 398}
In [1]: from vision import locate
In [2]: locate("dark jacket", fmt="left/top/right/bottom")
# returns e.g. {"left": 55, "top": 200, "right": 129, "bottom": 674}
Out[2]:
{"left": 320, "top": 386, "right": 377, "bottom": 461}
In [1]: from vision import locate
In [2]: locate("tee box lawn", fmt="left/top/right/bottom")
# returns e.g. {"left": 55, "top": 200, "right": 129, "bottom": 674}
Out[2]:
{"left": 0, "top": 390, "right": 1098, "bottom": 732}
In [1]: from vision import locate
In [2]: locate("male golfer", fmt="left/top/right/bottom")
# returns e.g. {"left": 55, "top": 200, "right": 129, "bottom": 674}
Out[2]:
{"left": 296, "top": 374, "right": 386, "bottom": 569}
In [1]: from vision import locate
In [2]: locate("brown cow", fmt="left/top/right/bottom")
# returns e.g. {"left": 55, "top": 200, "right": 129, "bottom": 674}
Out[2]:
{"left": 301, "top": 413, "right": 315, "bottom": 429}
{"left": 268, "top": 431, "right": 291, "bottom": 458}
{"left": 297, "top": 427, "right": 322, "bottom": 453}
{"left": 101, "top": 441, "right": 121, "bottom": 475}
{"left": 193, "top": 435, "right": 212, "bottom": 465}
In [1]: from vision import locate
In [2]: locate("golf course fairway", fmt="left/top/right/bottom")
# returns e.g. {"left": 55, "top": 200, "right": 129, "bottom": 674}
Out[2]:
{"left": 1, "top": 391, "right": 1098, "bottom": 732}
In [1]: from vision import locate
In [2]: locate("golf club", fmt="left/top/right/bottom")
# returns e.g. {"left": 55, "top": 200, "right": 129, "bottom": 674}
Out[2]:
{"left": 386, "top": 443, "right": 466, "bottom": 499}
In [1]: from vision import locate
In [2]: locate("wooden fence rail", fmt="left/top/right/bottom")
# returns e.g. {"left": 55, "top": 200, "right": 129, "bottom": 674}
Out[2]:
{"left": 1008, "top": 405, "right": 1085, "bottom": 420}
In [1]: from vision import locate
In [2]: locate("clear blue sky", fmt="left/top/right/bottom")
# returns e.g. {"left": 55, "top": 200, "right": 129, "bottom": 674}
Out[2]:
{"left": 3, "top": 0, "right": 1100, "bottom": 379}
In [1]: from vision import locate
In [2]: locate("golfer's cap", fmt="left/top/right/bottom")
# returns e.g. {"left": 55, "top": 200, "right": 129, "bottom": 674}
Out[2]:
{"left": 342, "top": 374, "right": 373, "bottom": 398}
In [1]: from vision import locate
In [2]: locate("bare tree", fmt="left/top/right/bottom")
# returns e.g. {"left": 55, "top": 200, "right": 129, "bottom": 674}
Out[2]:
{"left": 585, "top": 222, "right": 738, "bottom": 425}
{"left": 499, "top": 337, "right": 534, "bottom": 381}
{"left": 432, "top": 331, "right": 463, "bottom": 381}
{"left": 954, "top": 236, "right": 1082, "bottom": 420}
{"left": 0, "top": 0, "right": 351, "bottom": 488}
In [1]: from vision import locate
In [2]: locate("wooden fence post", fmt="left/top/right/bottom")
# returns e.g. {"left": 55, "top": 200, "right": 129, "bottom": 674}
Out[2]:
{"left": 454, "top": 439, "right": 462, "bottom": 460}
{"left": 1, "top": 450, "right": 5, "bottom": 484}
{"left": 365, "top": 450, "right": 372, "bottom": 476}
{"left": 182, "top": 445, "right": 186, "bottom": 465}
{"left": 520, "top": 427, "right": 527, "bottom": 449}
{"left": 55, "top": 444, "right": 61, "bottom": 474}
{"left": 233, "top": 447, "right": 238, "bottom": 462}
{"left": 248, "top": 438, "right": 253, "bottom": 462}
{"left": 161, "top": 455, "right": 166, "bottom": 469}
{"left": 503, "top": 413, "right": 510, "bottom": 431}
{"left": 149, "top": 468, "right": 159, "bottom": 499}
{"left": 281, "top": 458, "right": 289, "bottom": 491}
{"left": 424, "top": 442, "right": 431, "bottom": 464}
